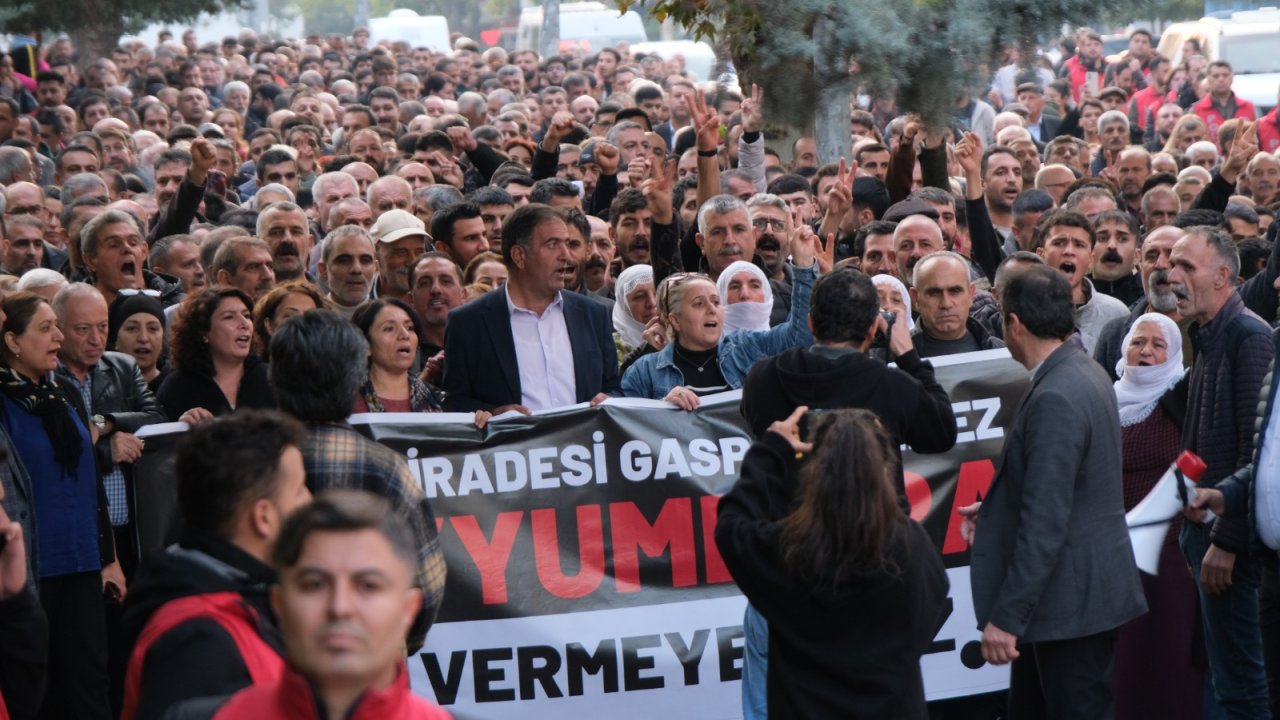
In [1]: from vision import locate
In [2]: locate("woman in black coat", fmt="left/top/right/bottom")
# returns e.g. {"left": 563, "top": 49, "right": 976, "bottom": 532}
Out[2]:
{"left": 716, "top": 407, "right": 949, "bottom": 720}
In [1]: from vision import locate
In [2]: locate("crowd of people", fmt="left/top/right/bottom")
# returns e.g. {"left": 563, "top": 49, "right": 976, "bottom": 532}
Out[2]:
{"left": 0, "top": 15, "right": 1277, "bottom": 720}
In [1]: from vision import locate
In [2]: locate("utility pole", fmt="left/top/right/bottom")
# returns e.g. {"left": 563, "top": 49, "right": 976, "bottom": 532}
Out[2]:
{"left": 540, "top": 0, "right": 560, "bottom": 59}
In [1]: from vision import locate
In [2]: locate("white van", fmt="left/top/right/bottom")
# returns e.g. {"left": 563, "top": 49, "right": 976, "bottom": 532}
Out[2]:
{"left": 517, "top": 2, "right": 648, "bottom": 54}
{"left": 368, "top": 9, "right": 451, "bottom": 52}
{"left": 1157, "top": 9, "right": 1280, "bottom": 112}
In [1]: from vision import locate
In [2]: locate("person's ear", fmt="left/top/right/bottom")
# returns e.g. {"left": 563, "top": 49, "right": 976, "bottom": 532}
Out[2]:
{"left": 694, "top": 232, "right": 705, "bottom": 252}
{"left": 511, "top": 244, "right": 526, "bottom": 270}
{"left": 400, "top": 587, "right": 423, "bottom": 636}
{"left": 909, "top": 286, "right": 919, "bottom": 305}
{"left": 249, "top": 498, "right": 275, "bottom": 540}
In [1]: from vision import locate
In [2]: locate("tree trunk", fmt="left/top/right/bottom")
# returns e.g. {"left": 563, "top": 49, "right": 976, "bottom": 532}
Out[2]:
{"left": 71, "top": 16, "right": 125, "bottom": 73}
{"left": 812, "top": 15, "right": 851, "bottom": 164}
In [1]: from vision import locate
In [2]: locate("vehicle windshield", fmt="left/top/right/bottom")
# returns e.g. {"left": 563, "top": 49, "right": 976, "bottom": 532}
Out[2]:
{"left": 1221, "top": 35, "right": 1280, "bottom": 74}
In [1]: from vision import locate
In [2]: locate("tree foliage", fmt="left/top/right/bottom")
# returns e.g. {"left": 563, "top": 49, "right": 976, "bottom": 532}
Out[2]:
{"left": 0, "top": 0, "right": 248, "bottom": 39}
{"left": 620, "top": 0, "right": 1141, "bottom": 130}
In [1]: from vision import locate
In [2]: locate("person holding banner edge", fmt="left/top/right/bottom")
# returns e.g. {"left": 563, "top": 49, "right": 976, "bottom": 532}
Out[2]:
{"left": 960, "top": 265, "right": 1146, "bottom": 719}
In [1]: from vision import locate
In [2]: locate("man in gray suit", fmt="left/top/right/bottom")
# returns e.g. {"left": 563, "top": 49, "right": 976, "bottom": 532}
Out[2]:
{"left": 960, "top": 265, "right": 1146, "bottom": 718}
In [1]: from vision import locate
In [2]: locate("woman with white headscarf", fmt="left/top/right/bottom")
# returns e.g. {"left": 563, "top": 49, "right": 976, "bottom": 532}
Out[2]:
{"left": 612, "top": 264, "right": 656, "bottom": 364}
{"left": 717, "top": 261, "right": 774, "bottom": 334}
{"left": 1111, "top": 312, "right": 1201, "bottom": 719}
{"left": 870, "top": 274, "right": 915, "bottom": 332}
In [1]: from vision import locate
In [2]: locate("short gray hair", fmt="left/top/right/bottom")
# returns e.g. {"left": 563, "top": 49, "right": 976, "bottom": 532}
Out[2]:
{"left": 320, "top": 225, "right": 374, "bottom": 266}
{"left": 745, "top": 193, "right": 790, "bottom": 218}
{"left": 696, "top": 194, "right": 748, "bottom": 235}
{"left": 80, "top": 208, "right": 142, "bottom": 259}
{"left": 250, "top": 184, "right": 298, "bottom": 210}
{"left": 1098, "top": 110, "right": 1130, "bottom": 133}
{"left": 606, "top": 121, "right": 645, "bottom": 146}
{"left": 1183, "top": 225, "right": 1240, "bottom": 281}
{"left": 312, "top": 171, "right": 358, "bottom": 201}
{"left": 255, "top": 200, "right": 303, "bottom": 235}
{"left": 16, "top": 268, "right": 68, "bottom": 294}
{"left": 51, "top": 282, "right": 105, "bottom": 320}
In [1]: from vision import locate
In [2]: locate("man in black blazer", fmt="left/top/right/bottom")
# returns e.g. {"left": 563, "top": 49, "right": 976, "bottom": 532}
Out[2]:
{"left": 961, "top": 265, "right": 1146, "bottom": 718}
{"left": 443, "top": 203, "right": 619, "bottom": 414}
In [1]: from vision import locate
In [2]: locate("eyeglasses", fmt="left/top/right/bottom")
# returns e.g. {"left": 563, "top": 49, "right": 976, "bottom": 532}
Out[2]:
{"left": 657, "top": 272, "right": 710, "bottom": 316}
{"left": 752, "top": 218, "right": 787, "bottom": 233}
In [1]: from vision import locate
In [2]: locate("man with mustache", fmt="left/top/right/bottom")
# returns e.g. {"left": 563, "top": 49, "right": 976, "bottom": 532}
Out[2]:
{"left": 1092, "top": 225, "right": 1185, "bottom": 380}
{"left": 1032, "top": 208, "right": 1128, "bottom": 354}
{"left": 1247, "top": 152, "right": 1279, "bottom": 209}
{"left": 1088, "top": 211, "right": 1144, "bottom": 306}
{"left": 258, "top": 202, "right": 313, "bottom": 283}
{"left": 745, "top": 194, "right": 796, "bottom": 326}
{"left": 610, "top": 188, "right": 654, "bottom": 270}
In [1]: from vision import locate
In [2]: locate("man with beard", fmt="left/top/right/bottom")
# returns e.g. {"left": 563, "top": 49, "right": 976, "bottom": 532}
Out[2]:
{"left": 1060, "top": 29, "right": 1109, "bottom": 102}
{"left": 1088, "top": 210, "right": 1144, "bottom": 306}
{"left": 745, "top": 194, "right": 795, "bottom": 326}
{"left": 1247, "top": 152, "right": 1280, "bottom": 209}
{"left": 410, "top": 252, "right": 465, "bottom": 358}
{"left": 1114, "top": 147, "right": 1152, "bottom": 217}
{"left": 372, "top": 210, "right": 429, "bottom": 300}
{"left": 1146, "top": 103, "right": 1184, "bottom": 152}
{"left": 1093, "top": 225, "right": 1184, "bottom": 379}
{"left": 610, "top": 188, "right": 654, "bottom": 269}
{"left": 318, "top": 226, "right": 378, "bottom": 318}
{"left": 557, "top": 206, "right": 610, "bottom": 309}
{"left": 430, "top": 203, "right": 491, "bottom": 268}
{"left": 1032, "top": 208, "right": 1128, "bottom": 353}
{"left": 212, "top": 237, "right": 277, "bottom": 301}
{"left": 257, "top": 202, "right": 312, "bottom": 283}
{"left": 1, "top": 214, "right": 46, "bottom": 276}
{"left": 982, "top": 147, "right": 1023, "bottom": 241}
{"left": 470, "top": 187, "right": 515, "bottom": 252}
{"left": 1141, "top": 187, "right": 1180, "bottom": 233}
{"left": 892, "top": 215, "right": 945, "bottom": 286}
{"left": 581, "top": 215, "right": 616, "bottom": 299}
{"left": 1091, "top": 112, "right": 1131, "bottom": 177}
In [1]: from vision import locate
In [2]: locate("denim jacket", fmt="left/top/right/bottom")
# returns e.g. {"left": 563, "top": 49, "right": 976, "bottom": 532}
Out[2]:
{"left": 621, "top": 262, "right": 816, "bottom": 399}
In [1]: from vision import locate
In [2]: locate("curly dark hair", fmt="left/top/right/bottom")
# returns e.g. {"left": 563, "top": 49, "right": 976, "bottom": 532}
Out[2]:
{"left": 169, "top": 287, "right": 254, "bottom": 378}
{"left": 252, "top": 280, "right": 327, "bottom": 356}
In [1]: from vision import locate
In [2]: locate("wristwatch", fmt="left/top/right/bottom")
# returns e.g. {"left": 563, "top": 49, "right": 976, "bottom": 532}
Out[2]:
{"left": 92, "top": 414, "right": 108, "bottom": 434}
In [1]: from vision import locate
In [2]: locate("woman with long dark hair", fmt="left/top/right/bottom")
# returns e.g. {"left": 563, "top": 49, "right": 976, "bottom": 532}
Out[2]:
{"left": 716, "top": 406, "right": 948, "bottom": 719}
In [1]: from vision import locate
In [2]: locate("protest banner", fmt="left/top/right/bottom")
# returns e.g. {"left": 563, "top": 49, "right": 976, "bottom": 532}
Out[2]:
{"left": 133, "top": 349, "right": 1029, "bottom": 719}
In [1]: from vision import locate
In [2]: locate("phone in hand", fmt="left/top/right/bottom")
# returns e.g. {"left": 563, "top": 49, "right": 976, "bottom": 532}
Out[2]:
{"left": 1085, "top": 71, "right": 1101, "bottom": 97}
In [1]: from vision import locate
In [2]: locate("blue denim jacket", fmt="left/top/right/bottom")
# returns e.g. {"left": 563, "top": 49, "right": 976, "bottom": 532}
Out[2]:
{"left": 621, "top": 262, "right": 816, "bottom": 399}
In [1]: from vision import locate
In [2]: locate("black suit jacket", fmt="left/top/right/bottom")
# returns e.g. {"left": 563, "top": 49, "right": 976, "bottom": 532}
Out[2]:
{"left": 442, "top": 288, "right": 620, "bottom": 412}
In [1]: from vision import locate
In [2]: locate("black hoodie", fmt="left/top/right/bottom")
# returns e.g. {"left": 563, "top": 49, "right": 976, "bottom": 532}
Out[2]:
{"left": 740, "top": 346, "right": 958, "bottom": 481}
{"left": 120, "top": 529, "right": 283, "bottom": 720}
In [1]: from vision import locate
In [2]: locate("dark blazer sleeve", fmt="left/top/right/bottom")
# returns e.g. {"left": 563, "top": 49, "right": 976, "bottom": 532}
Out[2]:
{"left": 1238, "top": 232, "right": 1280, "bottom": 323}
{"left": 1191, "top": 171, "right": 1235, "bottom": 213}
{"left": 442, "top": 296, "right": 517, "bottom": 412}
{"left": 1210, "top": 327, "right": 1275, "bottom": 553}
{"left": 965, "top": 197, "right": 1004, "bottom": 284}
{"left": 594, "top": 301, "right": 621, "bottom": 397}
{"left": 986, "top": 384, "right": 1088, "bottom": 636}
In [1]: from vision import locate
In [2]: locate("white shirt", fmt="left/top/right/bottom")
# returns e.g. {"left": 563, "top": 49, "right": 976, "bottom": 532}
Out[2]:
{"left": 1256, "top": 384, "right": 1280, "bottom": 549}
{"left": 506, "top": 285, "right": 577, "bottom": 411}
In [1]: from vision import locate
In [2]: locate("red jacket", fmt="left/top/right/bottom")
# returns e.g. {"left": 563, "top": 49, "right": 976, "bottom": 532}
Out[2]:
{"left": 213, "top": 662, "right": 452, "bottom": 720}
{"left": 122, "top": 592, "right": 285, "bottom": 720}
{"left": 1192, "top": 94, "right": 1258, "bottom": 139}
{"left": 1127, "top": 85, "right": 1165, "bottom": 130}
{"left": 1259, "top": 108, "right": 1280, "bottom": 154}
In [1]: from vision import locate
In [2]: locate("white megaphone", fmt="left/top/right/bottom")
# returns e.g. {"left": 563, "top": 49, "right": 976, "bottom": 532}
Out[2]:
{"left": 1125, "top": 450, "right": 1207, "bottom": 575}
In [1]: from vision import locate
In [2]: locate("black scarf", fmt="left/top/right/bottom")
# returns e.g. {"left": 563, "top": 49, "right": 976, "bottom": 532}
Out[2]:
{"left": 0, "top": 366, "right": 84, "bottom": 470}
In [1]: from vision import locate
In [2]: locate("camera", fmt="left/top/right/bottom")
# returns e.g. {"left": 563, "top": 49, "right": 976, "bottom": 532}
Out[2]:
{"left": 869, "top": 309, "right": 897, "bottom": 350}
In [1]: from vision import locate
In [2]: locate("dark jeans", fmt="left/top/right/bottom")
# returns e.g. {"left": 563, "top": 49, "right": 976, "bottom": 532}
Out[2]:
{"left": 1180, "top": 522, "right": 1270, "bottom": 719}
{"left": 39, "top": 571, "right": 111, "bottom": 720}
{"left": 1008, "top": 629, "right": 1118, "bottom": 720}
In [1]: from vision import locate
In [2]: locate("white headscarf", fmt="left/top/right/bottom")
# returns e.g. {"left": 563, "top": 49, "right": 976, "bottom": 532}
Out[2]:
{"left": 1114, "top": 313, "right": 1185, "bottom": 427}
{"left": 717, "top": 261, "right": 774, "bottom": 333}
{"left": 870, "top": 273, "right": 915, "bottom": 331}
{"left": 612, "top": 264, "right": 653, "bottom": 348}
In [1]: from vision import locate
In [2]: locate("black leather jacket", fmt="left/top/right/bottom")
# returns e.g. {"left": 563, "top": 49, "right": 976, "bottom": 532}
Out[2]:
{"left": 57, "top": 350, "right": 167, "bottom": 471}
